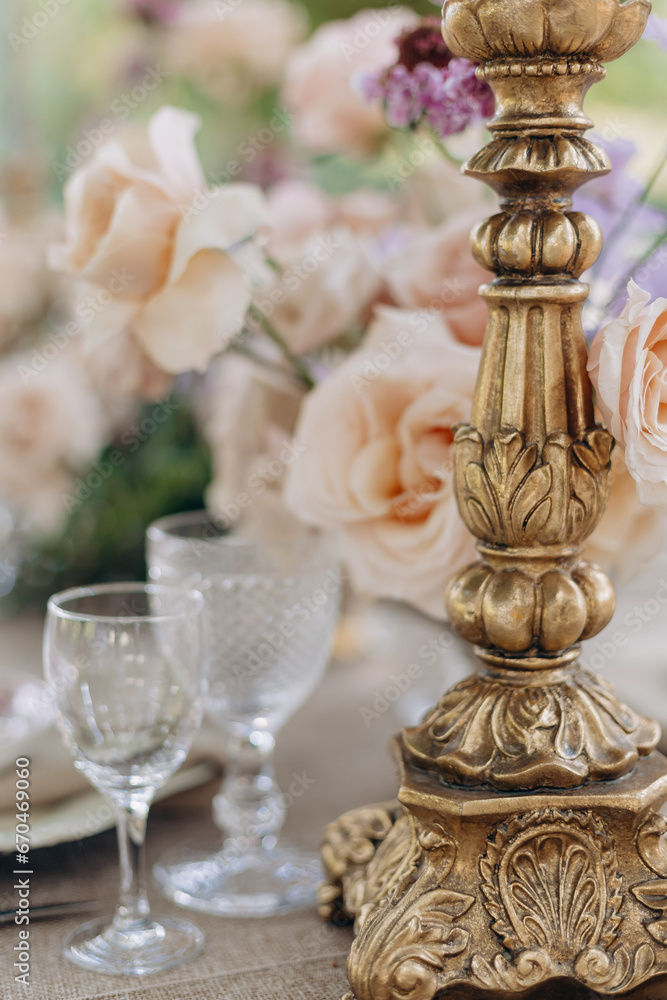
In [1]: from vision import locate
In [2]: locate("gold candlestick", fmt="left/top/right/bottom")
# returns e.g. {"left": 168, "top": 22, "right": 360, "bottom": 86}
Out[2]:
{"left": 319, "top": 1, "right": 667, "bottom": 995}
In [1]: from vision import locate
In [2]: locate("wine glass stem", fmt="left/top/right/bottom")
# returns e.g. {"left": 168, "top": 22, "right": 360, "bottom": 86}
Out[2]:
{"left": 215, "top": 733, "right": 285, "bottom": 852}
{"left": 113, "top": 799, "right": 151, "bottom": 934}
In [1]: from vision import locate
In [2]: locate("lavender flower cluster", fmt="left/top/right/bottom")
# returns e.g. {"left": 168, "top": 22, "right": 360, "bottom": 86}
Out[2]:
{"left": 360, "top": 59, "right": 493, "bottom": 140}
{"left": 358, "top": 18, "right": 493, "bottom": 141}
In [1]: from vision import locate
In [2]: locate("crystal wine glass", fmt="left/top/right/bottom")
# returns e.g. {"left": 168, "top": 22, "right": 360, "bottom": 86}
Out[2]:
{"left": 147, "top": 511, "right": 341, "bottom": 917}
{"left": 43, "top": 582, "right": 207, "bottom": 975}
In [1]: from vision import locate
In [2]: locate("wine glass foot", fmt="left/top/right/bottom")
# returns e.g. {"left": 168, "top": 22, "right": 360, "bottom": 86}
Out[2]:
{"left": 63, "top": 914, "right": 204, "bottom": 975}
{"left": 154, "top": 845, "right": 324, "bottom": 917}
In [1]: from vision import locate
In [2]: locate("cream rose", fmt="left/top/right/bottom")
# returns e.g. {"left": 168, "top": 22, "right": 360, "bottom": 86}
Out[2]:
{"left": 380, "top": 210, "right": 492, "bottom": 346}
{"left": 204, "top": 353, "right": 305, "bottom": 522}
{"left": 249, "top": 181, "right": 398, "bottom": 355}
{"left": 588, "top": 280, "right": 667, "bottom": 508}
{"left": 284, "top": 306, "right": 479, "bottom": 618}
{"left": 165, "top": 0, "right": 308, "bottom": 102}
{"left": 0, "top": 209, "right": 64, "bottom": 348}
{"left": 0, "top": 351, "right": 106, "bottom": 534}
{"left": 265, "top": 179, "right": 399, "bottom": 255}
{"left": 282, "top": 8, "right": 418, "bottom": 156}
{"left": 586, "top": 446, "right": 666, "bottom": 583}
{"left": 257, "top": 226, "right": 382, "bottom": 355}
{"left": 403, "top": 153, "right": 491, "bottom": 228}
{"left": 49, "top": 106, "right": 267, "bottom": 375}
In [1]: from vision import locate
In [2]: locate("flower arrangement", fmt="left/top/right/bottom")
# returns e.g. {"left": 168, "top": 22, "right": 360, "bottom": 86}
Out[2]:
{"left": 2, "top": 1, "right": 666, "bottom": 615}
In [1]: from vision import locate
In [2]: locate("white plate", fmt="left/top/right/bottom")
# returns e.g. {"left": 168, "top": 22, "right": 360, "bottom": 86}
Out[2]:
{"left": 0, "top": 760, "right": 219, "bottom": 853}
{"left": 0, "top": 671, "right": 53, "bottom": 752}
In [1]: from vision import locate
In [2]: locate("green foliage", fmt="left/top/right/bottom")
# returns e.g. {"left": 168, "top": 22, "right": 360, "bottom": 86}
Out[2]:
{"left": 5, "top": 397, "right": 211, "bottom": 611}
{"left": 306, "top": 0, "right": 434, "bottom": 26}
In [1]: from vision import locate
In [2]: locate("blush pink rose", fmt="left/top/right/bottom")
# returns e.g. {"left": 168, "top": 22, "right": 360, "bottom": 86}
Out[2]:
{"left": 166, "top": 0, "right": 308, "bottom": 102}
{"left": 204, "top": 353, "right": 305, "bottom": 522}
{"left": 257, "top": 226, "right": 382, "bottom": 355}
{"left": 49, "top": 106, "right": 267, "bottom": 375}
{"left": 281, "top": 8, "right": 418, "bottom": 156}
{"left": 265, "top": 179, "right": 400, "bottom": 255}
{"left": 588, "top": 280, "right": 667, "bottom": 508}
{"left": 380, "top": 210, "right": 492, "bottom": 346}
{"left": 586, "top": 446, "right": 665, "bottom": 583}
{"left": 252, "top": 181, "right": 399, "bottom": 355}
{"left": 333, "top": 188, "right": 401, "bottom": 235}
{"left": 0, "top": 212, "right": 63, "bottom": 346}
{"left": 403, "top": 153, "right": 491, "bottom": 227}
{"left": 284, "top": 306, "right": 480, "bottom": 618}
{"left": 80, "top": 325, "right": 174, "bottom": 426}
{"left": 265, "top": 180, "right": 333, "bottom": 251}
{"left": 0, "top": 351, "right": 106, "bottom": 534}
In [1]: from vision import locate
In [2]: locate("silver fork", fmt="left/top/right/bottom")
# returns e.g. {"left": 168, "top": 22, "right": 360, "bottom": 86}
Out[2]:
{"left": 0, "top": 899, "right": 102, "bottom": 925}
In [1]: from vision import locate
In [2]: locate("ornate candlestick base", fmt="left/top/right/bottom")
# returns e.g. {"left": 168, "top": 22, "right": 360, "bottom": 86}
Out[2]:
{"left": 322, "top": 747, "right": 667, "bottom": 997}
{"left": 319, "top": 0, "right": 667, "bottom": 996}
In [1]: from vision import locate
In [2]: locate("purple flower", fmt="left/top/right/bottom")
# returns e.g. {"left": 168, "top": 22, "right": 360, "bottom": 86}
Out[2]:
{"left": 359, "top": 57, "right": 492, "bottom": 140}
{"left": 575, "top": 137, "right": 667, "bottom": 334}
{"left": 644, "top": 13, "right": 667, "bottom": 50}
{"left": 357, "top": 16, "right": 493, "bottom": 141}
{"left": 122, "top": 0, "right": 180, "bottom": 25}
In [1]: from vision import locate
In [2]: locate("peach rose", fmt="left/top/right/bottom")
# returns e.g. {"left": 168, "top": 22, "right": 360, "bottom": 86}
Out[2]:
{"left": 265, "top": 179, "right": 400, "bottom": 255}
{"left": 49, "top": 106, "right": 267, "bottom": 375}
{"left": 0, "top": 351, "right": 106, "bottom": 534}
{"left": 0, "top": 210, "right": 64, "bottom": 347}
{"left": 586, "top": 447, "right": 666, "bottom": 584}
{"left": 60, "top": 273, "right": 173, "bottom": 421}
{"left": 282, "top": 8, "right": 418, "bottom": 156}
{"left": 403, "top": 152, "right": 492, "bottom": 227}
{"left": 204, "top": 353, "right": 305, "bottom": 521}
{"left": 380, "top": 210, "right": 492, "bottom": 346}
{"left": 265, "top": 180, "right": 333, "bottom": 251}
{"left": 333, "top": 188, "right": 401, "bottom": 235}
{"left": 166, "top": 0, "right": 308, "bottom": 102}
{"left": 588, "top": 280, "right": 667, "bottom": 508}
{"left": 81, "top": 326, "right": 174, "bottom": 424}
{"left": 256, "top": 226, "right": 382, "bottom": 355}
{"left": 249, "top": 180, "right": 399, "bottom": 355}
{"left": 284, "top": 306, "right": 480, "bottom": 618}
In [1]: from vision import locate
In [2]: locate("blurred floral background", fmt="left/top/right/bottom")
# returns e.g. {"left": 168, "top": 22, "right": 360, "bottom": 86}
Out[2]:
{"left": 0, "top": 0, "right": 666, "bottom": 618}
